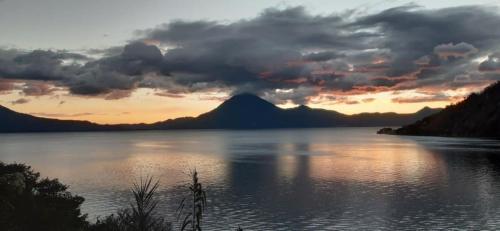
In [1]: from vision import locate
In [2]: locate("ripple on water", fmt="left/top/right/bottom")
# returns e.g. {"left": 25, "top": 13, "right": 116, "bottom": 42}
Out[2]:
{"left": 2, "top": 128, "right": 500, "bottom": 229}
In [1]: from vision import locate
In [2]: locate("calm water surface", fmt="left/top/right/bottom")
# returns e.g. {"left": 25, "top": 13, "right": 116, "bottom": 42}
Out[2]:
{"left": 2, "top": 128, "right": 500, "bottom": 230}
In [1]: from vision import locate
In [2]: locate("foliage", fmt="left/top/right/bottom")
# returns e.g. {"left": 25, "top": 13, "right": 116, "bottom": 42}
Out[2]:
{"left": 1, "top": 162, "right": 243, "bottom": 231}
{"left": 177, "top": 170, "right": 207, "bottom": 231}
{"left": 394, "top": 80, "right": 500, "bottom": 137}
{"left": 0, "top": 162, "right": 88, "bottom": 231}
{"left": 88, "top": 177, "right": 171, "bottom": 231}
{"left": 88, "top": 211, "right": 130, "bottom": 231}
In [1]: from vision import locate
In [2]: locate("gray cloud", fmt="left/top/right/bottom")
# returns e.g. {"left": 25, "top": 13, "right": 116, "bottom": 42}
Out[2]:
{"left": 362, "top": 98, "right": 375, "bottom": 103}
{"left": 434, "top": 42, "right": 478, "bottom": 58}
{"left": 11, "top": 98, "right": 29, "bottom": 105}
{"left": 0, "top": 50, "right": 81, "bottom": 81}
{"left": 31, "top": 112, "right": 94, "bottom": 118}
{"left": 353, "top": 5, "right": 500, "bottom": 77}
{"left": 21, "top": 82, "right": 56, "bottom": 96}
{"left": 479, "top": 52, "right": 500, "bottom": 72}
{"left": 0, "top": 79, "right": 15, "bottom": 93}
{"left": 304, "top": 51, "right": 346, "bottom": 62}
{"left": 392, "top": 93, "right": 454, "bottom": 103}
{"left": 122, "top": 42, "right": 163, "bottom": 63}
{"left": 1, "top": 5, "right": 500, "bottom": 104}
{"left": 86, "top": 46, "right": 124, "bottom": 57}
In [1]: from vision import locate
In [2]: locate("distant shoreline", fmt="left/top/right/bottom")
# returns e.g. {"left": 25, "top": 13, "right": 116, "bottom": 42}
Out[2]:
{"left": 0, "top": 94, "right": 440, "bottom": 133}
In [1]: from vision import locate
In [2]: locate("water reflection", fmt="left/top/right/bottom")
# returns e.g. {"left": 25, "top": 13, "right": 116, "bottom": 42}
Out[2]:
{"left": 1, "top": 128, "right": 500, "bottom": 229}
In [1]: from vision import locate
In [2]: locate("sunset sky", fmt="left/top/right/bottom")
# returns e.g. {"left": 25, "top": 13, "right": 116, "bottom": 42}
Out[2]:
{"left": 1, "top": 0, "right": 500, "bottom": 124}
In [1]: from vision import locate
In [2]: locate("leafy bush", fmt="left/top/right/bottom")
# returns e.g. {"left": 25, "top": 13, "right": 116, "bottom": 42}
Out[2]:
{"left": 1, "top": 163, "right": 243, "bottom": 231}
{"left": 88, "top": 177, "right": 171, "bottom": 231}
{"left": 0, "top": 162, "right": 88, "bottom": 231}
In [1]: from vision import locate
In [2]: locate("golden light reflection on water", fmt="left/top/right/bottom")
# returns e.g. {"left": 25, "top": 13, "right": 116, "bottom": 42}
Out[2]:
{"left": 16, "top": 137, "right": 230, "bottom": 190}
{"left": 274, "top": 141, "right": 448, "bottom": 184}
{"left": 69, "top": 151, "right": 229, "bottom": 190}
{"left": 307, "top": 143, "right": 447, "bottom": 183}
{"left": 3, "top": 128, "right": 500, "bottom": 229}
{"left": 277, "top": 155, "right": 299, "bottom": 181}
{"left": 0, "top": 129, "right": 451, "bottom": 190}
{"left": 125, "top": 152, "right": 228, "bottom": 187}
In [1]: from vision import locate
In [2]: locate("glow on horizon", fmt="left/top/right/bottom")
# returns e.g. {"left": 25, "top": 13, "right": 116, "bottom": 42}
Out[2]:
{"left": 0, "top": 86, "right": 478, "bottom": 125}
{"left": 1, "top": 2, "right": 499, "bottom": 124}
{"left": 0, "top": 89, "right": 226, "bottom": 124}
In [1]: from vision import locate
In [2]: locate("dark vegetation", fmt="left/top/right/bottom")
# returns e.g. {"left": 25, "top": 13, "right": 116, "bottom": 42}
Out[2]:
{"left": 0, "top": 105, "right": 115, "bottom": 133}
{"left": 89, "top": 177, "right": 172, "bottom": 231}
{"left": 0, "top": 93, "right": 439, "bottom": 132}
{"left": 0, "top": 162, "right": 87, "bottom": 230}
{"left": 379, "top": 81, "right": 500, "bottom": 138}
{"left": 176, "top": 170, "right": 207, "bottom": 231}
{"left": 0, "top": 162, "right": 242, "bottom": 231}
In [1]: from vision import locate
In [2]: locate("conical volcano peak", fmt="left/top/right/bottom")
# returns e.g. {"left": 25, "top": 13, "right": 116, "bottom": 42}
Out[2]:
{"left": 216, "top": 93, "right": 277, "bottom": 111}
{"left": 226, "top": 93, "right": 269, "bottom": 103}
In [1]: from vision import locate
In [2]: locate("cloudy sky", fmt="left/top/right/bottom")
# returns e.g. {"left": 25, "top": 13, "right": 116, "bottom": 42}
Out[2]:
{"left": 1, "top": 0, "right": 500, "bottom": 124}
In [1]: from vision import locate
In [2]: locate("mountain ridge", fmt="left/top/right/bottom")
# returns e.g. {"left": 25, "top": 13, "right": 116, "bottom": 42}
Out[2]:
{"left": 0, "top": 94, "right": 441, "bottom": 132}
{"left": 379, "top": 81, "right": 500, "bottom": 138}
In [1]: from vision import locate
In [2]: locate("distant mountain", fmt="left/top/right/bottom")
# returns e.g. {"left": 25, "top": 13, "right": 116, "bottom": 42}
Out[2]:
{"left": 0, "top": 105, "right": 114, "bottom": 132}
{"left": 0, "top": 94, "right": 440, "bottom": 133}
{"left": 152, "top": 93, "right": 439, "bottom": 129}
{"left": 379, "top": 81, "right": 500, "bottom": 138}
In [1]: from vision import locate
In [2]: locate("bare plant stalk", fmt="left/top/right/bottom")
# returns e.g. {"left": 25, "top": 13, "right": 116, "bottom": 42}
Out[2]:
{"left": 177, "top": 169, "right": 207, "bottom": 231}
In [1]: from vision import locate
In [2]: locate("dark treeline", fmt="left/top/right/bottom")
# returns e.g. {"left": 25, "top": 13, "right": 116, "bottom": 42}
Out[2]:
{"left": 0, "top": 162, "right": 242, "bottom": 231}
{"left": 379, "top": 81, "right": 500, "bottom": 138}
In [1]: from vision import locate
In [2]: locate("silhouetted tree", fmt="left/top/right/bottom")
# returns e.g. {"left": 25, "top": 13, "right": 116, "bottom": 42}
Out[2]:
{"left": 0, "top": 162, "right": 88, "bottom": 231}
{"left": 1, "top": 162, "right": 243, "bottom": 231}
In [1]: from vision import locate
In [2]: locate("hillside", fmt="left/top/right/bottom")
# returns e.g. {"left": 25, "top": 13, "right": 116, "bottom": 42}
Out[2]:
{"left": 0, "top": 105, "right": 114, "bottom": 132}
{"left": 380, "top": 81, "right": 500, "bottom": 137}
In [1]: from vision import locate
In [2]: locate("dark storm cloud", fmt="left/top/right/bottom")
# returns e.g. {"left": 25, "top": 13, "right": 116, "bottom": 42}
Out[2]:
{"left": 121, "top": 42, "right": 163, "bottom": 63}
{"left": 0, "top": 50, "right": 82, "bottom": 81}
{"left": 303, "top": 51, "right": 345, "bottom": 62}
{"left": 479, "top": 52, "right": 500, "bottom": 72}
{"left": 0, "top": 45, "right": 159, "bottom": 97}
{"left": 143, "top": 7, "right": 371, "bottom": 50}
{"left": 63, "top": 42, "right": 164, "bottom": 96}
{"left": 1, "top": 5, "right": 500, "bottom": 104}
{"left": 137, "top": 6, "right": 378, "bottom": 99}
{"left": 137, "top": 5, "right": 500, "bottom": 102}
{"left": 352, "top": 5, "right": 500, "bottom": 83}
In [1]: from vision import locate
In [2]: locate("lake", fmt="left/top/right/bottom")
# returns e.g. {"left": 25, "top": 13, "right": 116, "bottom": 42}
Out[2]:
{"left": 1, "top": 127, "right": 500, "bottom": 230}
